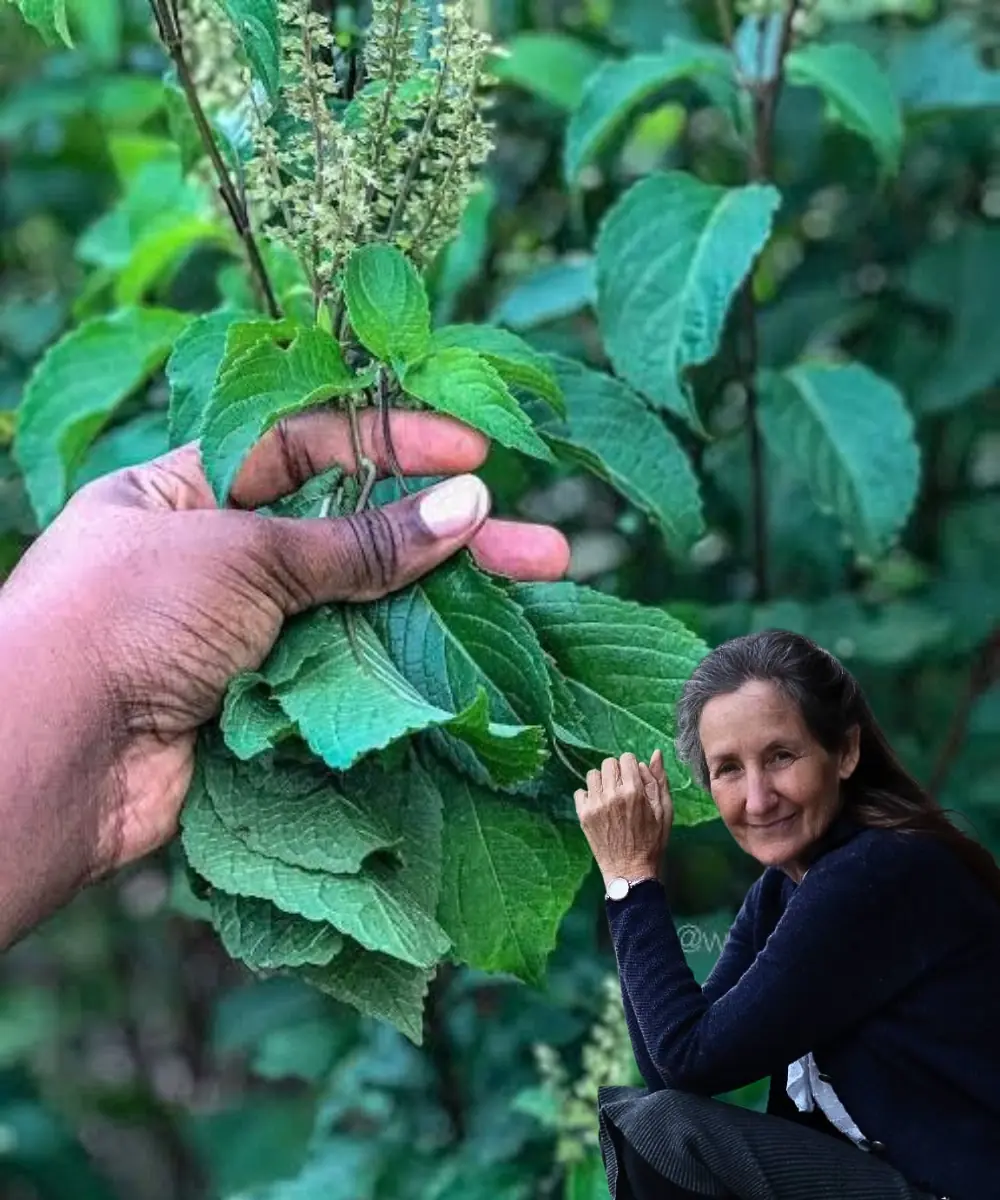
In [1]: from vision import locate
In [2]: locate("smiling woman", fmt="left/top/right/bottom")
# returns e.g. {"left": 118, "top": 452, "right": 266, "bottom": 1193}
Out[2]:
{"left": 575, "top": 630, "right": 1000, "bottom": 1200}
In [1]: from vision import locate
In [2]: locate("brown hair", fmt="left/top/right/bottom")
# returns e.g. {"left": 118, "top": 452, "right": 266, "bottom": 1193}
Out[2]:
{"left": 675, "top": 629, "right": 1000, "bottom": 904}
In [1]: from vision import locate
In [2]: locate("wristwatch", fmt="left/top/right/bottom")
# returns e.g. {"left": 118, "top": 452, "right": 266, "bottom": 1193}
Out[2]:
{"left": 605, "top": 876, "right": 656, "bottom": 901}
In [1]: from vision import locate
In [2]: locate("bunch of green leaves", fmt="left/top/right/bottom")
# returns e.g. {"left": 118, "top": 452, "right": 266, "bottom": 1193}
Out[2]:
{"left": 168, "top": 238, "right": 716, "bottom": 1043}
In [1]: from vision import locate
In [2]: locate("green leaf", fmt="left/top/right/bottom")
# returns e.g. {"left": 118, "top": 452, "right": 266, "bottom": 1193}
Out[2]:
{"left": 221, "top": 671, "right": 297, "bottom": 758}
{"left": 203, "top": 748, "right": 400, "bottom": 875}
{"left": 166, "top": 309, "right": 251, "bottom": 447}
{"left": 344, "top": 244, "right": 431, "bottom": 366}
{"left": 887, "top": 16, "right": 1000, "bottom": 114}
{"left": 77, "top": 158, "right": 210, "bottom": 276}
{"left": 431, "top": 325, "right": 565, "bottom": 415}
{"left": 511, "top": 582, "right": 715, "bottom": 825}
{"left": 565, "top": 40, "right": 733, "bottom": 181}
{"left": 402, "top": 348, "right": 554, "bottom": 462}
{"left": 429, "top": 181, "right": 495, "bottom": 325}
{"left": 492, "top": 33, "right": 604, "bottom": 111}
{"left": 211, "top": 893, "right": 344, "bottom": 970}
{"left": 223, "top": 0, "right": 280, "bottom": 99}
{"left": 786, "top": 42, "right": 904, "bottom": 175}
{"left": 758, "top": 363, "right": 920, "bottom": 559}
{"left": 445, "top": 690, "right": 549, "bottom": 788}
{"left": 181, "top": 758, "right": 450, "bottom": 969}
{"left": 491, "top": 258, "right": 596, "bottom": 331}
{"left": 537, "top": 357, "right": 704, "bottom": 555}
{"left": 115, "top": 216, "right": 227, "bottom": 306}
{"left": 369, "top": 557, "right": 554, "bottom": 786}
{"left": 596, "top": 172, "right": 780, "bottom": 431}
{"left": 248, "top": 609, "right": 481, "bottom": 772}
{"left": 903, "top": 224, "right": 1000, "bottom": 413}
{"left": 74, "top": 411, "right": 169, "bottom": 489}
{"left": 201, "top": 326, "right": 366, "bottom": 504}
{"left": 432, "top": 761, "right": 591, "bottom": 985}
{"left": 370, "top": 557, "right": 553, "bottom": 728}
{"left": 14, "top": 307, "right": 189, "bottom": 525}
{"left": 300, "top": 945, "right": 433, "bottom": 1044}
{"left": 7, "top": 0, "right": 72, "bottom": 46}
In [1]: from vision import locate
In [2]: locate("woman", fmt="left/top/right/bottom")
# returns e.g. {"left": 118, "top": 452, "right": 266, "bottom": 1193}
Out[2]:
{"left": 575, "top": 630, "right": 1000, "bottom": 1200}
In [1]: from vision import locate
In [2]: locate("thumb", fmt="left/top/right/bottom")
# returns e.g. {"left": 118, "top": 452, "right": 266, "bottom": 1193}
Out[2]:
{"left": 650, "top": 748, "right": 667, "bottom": 789}
{"left": 637, "top": 761, "right": 662, "bottom": 816}
{"left": 262, "top": 474, "right": 490, "bottom": 611}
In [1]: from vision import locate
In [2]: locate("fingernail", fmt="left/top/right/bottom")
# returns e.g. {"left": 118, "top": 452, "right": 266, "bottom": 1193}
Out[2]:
{"left": 419, "top": 475, "right": 490, "bottom": 538}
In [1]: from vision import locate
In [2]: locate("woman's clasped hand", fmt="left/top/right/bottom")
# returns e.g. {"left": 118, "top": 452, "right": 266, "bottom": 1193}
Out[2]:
{"left": 574, "top": 750, "right": 673, "bottom": 888}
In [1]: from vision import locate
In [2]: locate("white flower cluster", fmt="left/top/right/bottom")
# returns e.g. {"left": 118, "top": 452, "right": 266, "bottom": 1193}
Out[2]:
{"left": 246, "top": 0, "right": 368, "bottom": 307}
{"left": 243, "top": 0, "right": 495, "bottom": 316}
{"left": 533, "top": 975, "right": 641, "bottom": 1166}
{"left": 178, "top": 0, "right": 252, "bottom": 111}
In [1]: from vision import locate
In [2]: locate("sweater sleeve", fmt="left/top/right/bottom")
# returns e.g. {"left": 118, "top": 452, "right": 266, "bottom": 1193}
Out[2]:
{"left": 618, "top": 978, "right": 667, "bottom": 1091}
{"left": 607, "top": 831, "right": 975, "bottom": 1096}
{"left": 698, "top": 881, "right": 761, "bottom": 1005}
{"left": 614, "top": 879, "right": 762, "bottom": 1089}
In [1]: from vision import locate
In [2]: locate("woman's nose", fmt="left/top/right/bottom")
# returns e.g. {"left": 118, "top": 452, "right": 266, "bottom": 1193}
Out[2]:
{"left": 744, "top": 770, "right": 774, "bottom": 817}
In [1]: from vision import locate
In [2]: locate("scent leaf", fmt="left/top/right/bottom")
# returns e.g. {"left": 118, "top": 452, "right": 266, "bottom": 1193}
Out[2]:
{"left": 596, "top": 172, "right": 780, "bottom": 431}
{"left": 201, "top": 326, "right": 369, "bottom": 504}
{"left": 431, "top": 324, "right": 565, "bottom": 415}
{"left": 15, "top": 306, "right": 190, "bottom": 525}
{"left": 211, "top": 893, "right": 344, "bottom": 970}
{"left": 344, "top": 244, "right": 431, "bottom": 367}
{"left": 758, "top": 362, "right": 920, "bottom": 559}
{"left": 786, "top": 42, "right": 904, "bottom": 176}
{"left": 402, "top": 348, "right": 554, "bottom": 462}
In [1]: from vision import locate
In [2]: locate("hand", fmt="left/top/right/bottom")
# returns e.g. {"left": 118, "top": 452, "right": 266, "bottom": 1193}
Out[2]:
{"left": 0, "top": 408, "right": 569, "bottom": 931}
{"left": 574, "top": 751, "right": 673, "bottom": 887}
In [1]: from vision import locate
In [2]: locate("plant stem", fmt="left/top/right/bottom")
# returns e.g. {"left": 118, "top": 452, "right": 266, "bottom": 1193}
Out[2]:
{"left": 424, "top": 967, "right": 466, "bottom": 1142}
{"left": 927, "top": 628, "right": 1000, "bottom": 799}
{"left": 149, "top": 0, "right": 280, "bottom": 319}
{"left": 712, "top": 0, "right": 735, "bottom": 48}
{"left": 733, "top": 0, "right": 801, "bottom": 601}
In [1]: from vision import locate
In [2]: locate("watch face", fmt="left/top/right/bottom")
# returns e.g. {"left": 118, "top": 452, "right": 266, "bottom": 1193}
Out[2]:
{"left": 607, "top": 877, "right": 629, "bottom": 901}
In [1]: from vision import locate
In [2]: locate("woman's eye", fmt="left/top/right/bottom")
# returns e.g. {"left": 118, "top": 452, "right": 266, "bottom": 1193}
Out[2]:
{"left": 716, "top": 762, "right": 737, "bottom": 777}
{"left": 771, "top": 750, "right": 793, "bottom": 765}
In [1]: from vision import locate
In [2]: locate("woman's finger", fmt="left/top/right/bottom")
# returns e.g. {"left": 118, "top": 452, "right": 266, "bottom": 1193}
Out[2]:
{"left": 620, "top": 752, "right": 642, "bottom": 795}
{"left": 586, "top": 768, "right": 601, "bottom": 802}
{"left": 637, "top": 761, "right": 662, "bottom": 818}
{"left": 601, "top": 756, "right": 621, "bottom": 797}
{"left": 650, "top": 748, "right": 667, "bottom": 790}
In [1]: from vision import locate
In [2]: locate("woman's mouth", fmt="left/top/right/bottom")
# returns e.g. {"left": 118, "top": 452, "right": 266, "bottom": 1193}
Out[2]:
{"left": 752, "top": 814, "right": 796, "bottom": 832}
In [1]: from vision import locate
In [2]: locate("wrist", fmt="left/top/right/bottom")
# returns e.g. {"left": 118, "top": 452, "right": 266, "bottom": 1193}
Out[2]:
{"left": 600, "top": 862, "right": 660, "bottom": 890}
{"left": 0, "top": 593, "right": 120, "bottom": 944}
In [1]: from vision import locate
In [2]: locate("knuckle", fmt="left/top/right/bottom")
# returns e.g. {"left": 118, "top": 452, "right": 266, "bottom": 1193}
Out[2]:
{"left": 332, "top": 509, "right": 400, "bottom": 599}
{"left": 271, "top": 418, "right": 320, "bottom": 498}
{"left": 250, "top": 520, "right": 314, "bottom": 614}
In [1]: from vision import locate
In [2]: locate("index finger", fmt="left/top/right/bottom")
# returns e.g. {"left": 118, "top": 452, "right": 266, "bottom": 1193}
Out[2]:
{"left": 234, "top": 408, "right": 488, "bottom": 508}
{"left": 108, "top": 410, "right": 491, "bottom": 512}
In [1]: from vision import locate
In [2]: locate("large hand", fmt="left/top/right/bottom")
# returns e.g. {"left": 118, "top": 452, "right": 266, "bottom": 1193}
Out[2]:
{"left": 574, "top": 751, "right": 673, "bottom": 887}
{"left": 0, "top": 409, "right": 569, "bottom": 898}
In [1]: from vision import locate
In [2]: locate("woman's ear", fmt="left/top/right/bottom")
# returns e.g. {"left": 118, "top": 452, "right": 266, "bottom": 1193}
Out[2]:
{"left": 839, "top": 725, "right": 861, "bottom": 780}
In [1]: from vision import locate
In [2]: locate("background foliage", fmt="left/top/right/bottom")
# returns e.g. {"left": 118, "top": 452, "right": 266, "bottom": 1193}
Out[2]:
{"left": 1, "top": 0, "right": 999, "bottom": 1197}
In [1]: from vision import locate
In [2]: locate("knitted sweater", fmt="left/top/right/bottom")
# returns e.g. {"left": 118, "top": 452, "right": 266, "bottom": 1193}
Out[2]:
{"left": 606, "top": 814, "right": 1000, "bottom": 1199}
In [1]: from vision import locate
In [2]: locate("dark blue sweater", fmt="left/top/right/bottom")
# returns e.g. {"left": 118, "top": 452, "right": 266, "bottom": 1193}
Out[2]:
{"left": 607, "top": 814, "right": 1000, "bottom": 1199}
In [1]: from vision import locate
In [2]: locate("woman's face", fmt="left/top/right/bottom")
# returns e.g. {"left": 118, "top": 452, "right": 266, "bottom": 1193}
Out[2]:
{"left": 698, "top": 680, "right": 860, "bottom": 881}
